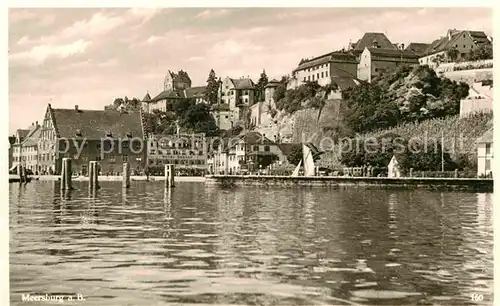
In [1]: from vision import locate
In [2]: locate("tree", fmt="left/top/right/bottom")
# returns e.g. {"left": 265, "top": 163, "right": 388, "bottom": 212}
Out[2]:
{"left": 113, "top": 98, "right": 124, "bottom": 108}
{"left": 273, "top": 83, "right": 286, "bottom": 103}
{"left": 205, "top": 69, "right": 219, "bottom": 105}
{"left": 288, "top": 146, "right": 302, "bottom": 165}
{"left": 256, "top": 69, "right": 269, "bottom": 102}
{"left": 466, "top": 44, "right": 493, "bottom": 61}
{"left": 446, "top": 47, "right": 459, "bottom": 62}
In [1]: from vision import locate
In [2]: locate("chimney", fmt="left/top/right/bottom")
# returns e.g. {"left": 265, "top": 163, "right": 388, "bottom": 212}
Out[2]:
{"left": 75, "top": 105, "right": 79, "bottom": 111}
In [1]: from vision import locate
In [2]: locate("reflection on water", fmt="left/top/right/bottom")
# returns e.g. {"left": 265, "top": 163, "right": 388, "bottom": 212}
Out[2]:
{"left": 9, "top": 182, "right": 493, "bottom": 305}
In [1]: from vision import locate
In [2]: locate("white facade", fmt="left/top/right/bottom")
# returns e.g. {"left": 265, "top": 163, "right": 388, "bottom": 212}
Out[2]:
{"left": 477, "top": 140, "right": 493, "bottom": 177}
{"left": 295, "top": 63, "right": 332, "bottom": 87}
{"left": 419, "top": 51, "right": 447, "bottom": 67}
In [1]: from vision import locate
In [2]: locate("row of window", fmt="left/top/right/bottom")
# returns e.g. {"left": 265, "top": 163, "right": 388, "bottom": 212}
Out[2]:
{"left": 306, "top": 64, "right": 328, "bottom": 72}
{"left": 150, "top": 149, "right": 205, "bottom": 156}
{"left": 149, "top": 159, "right": 205, "bottom": 165}
{"left": 222, "top": 90, "right": 251, "bottom": 96}
{"left": 13, "top": 154, "right": 55, "bottom": 162}
{"left": 304, "top": 71, "right": 328, "bottom": 82}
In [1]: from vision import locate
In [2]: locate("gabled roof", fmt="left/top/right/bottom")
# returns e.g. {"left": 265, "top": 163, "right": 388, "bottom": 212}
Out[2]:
{"left": 142, "top": 93, "right": 151, "bottom": 102}
{"left": 294, "top": 52, "right": 357, "bottom": 72}
{"left": 477, "top": 127, "right": 493, "bottom": 144}
{"left": 151, "top": 90, "right": 186, "bottom": 102}
{"left": 367, "top": 47, "right": 420, "bottom": 59}
{"left": 51, "top": 107, "right": 144, "bottom": 139}
{"left": 352, "top": 32, "right": 397, "bottom": 53}
{"left": 423, "top": 30, "right": 491, "bottom": 56}
{"left": 22, "top": 126, "right": 41, "bottom": 147}
{"left": 17, "top": 129, "right": 30, "bottom": 140}
{"left": 185, "top": 86, "right": 206, "bottom": 98}
{"left": 405, "top": 43, "right": 430, "bottom": 56}
{"left": 231, "top": 78, "right": 255, "bottom": 90}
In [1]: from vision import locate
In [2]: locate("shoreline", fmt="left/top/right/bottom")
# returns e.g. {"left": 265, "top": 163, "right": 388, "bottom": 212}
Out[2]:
{"left": 9, "top": 175, "right": 206, "bottom": 183}
{"left": 204, "top": 175, "right": 493, "bottom": 192}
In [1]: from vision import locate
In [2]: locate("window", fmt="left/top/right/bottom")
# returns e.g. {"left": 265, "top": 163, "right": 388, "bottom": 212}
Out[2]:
{"left": 463, "top": 45, "right": 466, "bottom": 48}
{"left": 312, "top": 75, "right": 315, "bottom": 81}
{"left": 264, "top": 146, "right": 270, "bottom": 152}
{"left": 308, "top": 76, "right": 311, "bottom": 81}
{"left": 253, "top": 145, "right": 258, "bottom": 151}
{"left": 303, "top": 77, "right": 306, "bottom": 81}
{"left": 317, "top": 73, "right": 319, "bottom": 79}
{"left": 123, "top": 154, "right": 128, "bottom": 162}
{"left": 485, "top": 159, "right": 491, "bottom": 171}
{"left": 321, "top": 72, "right": 324, "bottom": 78}
{"left": 485, "top": 143, "right": 491, "bottom": 155}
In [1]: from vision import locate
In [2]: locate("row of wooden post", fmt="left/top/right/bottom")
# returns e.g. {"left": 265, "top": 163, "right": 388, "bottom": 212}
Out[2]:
{"left": 59, "top": 158, "right": 175, "bottom": 190}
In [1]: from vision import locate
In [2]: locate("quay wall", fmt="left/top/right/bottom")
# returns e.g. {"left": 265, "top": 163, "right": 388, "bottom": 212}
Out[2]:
{"left": 204, "top": 175, "right": 493, "bottom": 192}
{"left": 9, "top": 175, "right": 205, "bottom": 183}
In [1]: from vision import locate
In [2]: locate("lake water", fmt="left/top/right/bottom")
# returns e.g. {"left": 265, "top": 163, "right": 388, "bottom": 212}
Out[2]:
{"left": 9, "top": 181, "right": 493, "bottom": 305}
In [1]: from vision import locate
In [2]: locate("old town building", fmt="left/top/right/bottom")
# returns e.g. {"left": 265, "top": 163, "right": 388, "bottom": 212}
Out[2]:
{"left": 357, "top": 47, "right": 420, "bottom": 82}
{"left": 288, "top": 52, "right": 358, "bottom": 89}
{"left": 419, "top": 29, "right": 492, "bottom": 66}
{"left": 38, "top": 104, "right": 146, "bottom": 175}
{"left": 208, "top": 132, "right": 287, "bottom": 174}
{"left": 146, "top": 133, "right": 207, "bottom": 174}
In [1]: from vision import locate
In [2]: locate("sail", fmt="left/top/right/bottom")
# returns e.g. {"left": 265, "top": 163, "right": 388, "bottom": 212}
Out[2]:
{"left": 291, "top": 160, "right": 302, "bottom": 177}
{"left": 303, "top": 144, "right": 316, "bottom": 177}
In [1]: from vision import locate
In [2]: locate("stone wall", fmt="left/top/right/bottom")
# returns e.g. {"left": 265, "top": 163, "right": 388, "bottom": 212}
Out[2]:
{"left": 205, "top": 175, "right": 493, "bottom": 192}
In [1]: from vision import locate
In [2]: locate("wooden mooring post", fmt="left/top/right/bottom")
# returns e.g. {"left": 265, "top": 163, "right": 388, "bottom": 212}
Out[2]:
{"left": 60, "top": 158, "right": 73, "bottom": 191}
{"left": 165, "top": 164, "right": 175, "bottom": 188}
{"left": 122, "top": 162, "right": 130, "bottom": 189}
{"left": 89, "top": 161, "right": 100, "bottom": 191}
{"left": 17, "top": 165, "right": 26, "bottom": 183}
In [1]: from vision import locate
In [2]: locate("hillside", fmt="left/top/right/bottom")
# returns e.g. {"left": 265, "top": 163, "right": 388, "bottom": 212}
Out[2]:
{"left": 253, "top": 64, "right": 490, "bottom": 168}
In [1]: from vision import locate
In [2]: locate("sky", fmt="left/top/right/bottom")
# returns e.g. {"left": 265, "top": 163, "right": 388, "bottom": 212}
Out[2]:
{"left": 8, "top": 7, "right": 493, "bottom": 134}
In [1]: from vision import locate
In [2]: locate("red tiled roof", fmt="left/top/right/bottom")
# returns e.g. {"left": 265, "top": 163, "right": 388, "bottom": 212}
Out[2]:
{"left": 51, "top": 108, "right": 144, "bottom": 139}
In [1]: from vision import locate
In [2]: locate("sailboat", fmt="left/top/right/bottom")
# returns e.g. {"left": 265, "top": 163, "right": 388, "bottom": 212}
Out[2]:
{"left": 290, "top": 143, "right": 317, "bottom": 177}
